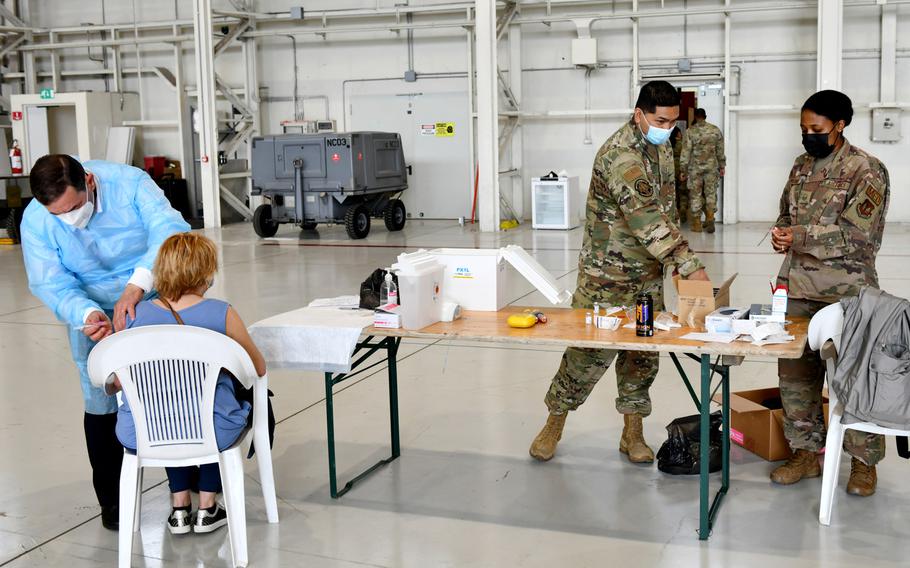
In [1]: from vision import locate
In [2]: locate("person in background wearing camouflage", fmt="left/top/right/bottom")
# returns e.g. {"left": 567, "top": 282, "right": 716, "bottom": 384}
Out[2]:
{"left": 770, "top": 90, "right": 890, "bottom": 497}
{"left": 671, "top": 126, "right": 688, "bottom": 224}
{"left": 529, "top": 81, "right": 709, "bottom": 465}
{"left": 680, "top": 108, "right": 725, "bottom": 233}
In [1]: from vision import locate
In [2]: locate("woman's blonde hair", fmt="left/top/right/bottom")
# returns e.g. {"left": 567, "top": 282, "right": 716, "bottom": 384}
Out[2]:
{"left": 153, "top": 232, "right": 218, "bottom": 300}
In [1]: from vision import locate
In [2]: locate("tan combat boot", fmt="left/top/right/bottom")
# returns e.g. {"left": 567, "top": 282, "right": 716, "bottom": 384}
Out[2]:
{"left": 619, "top": 414, "right": 654, "bottom": 463}
{"left": 846, "top": 458, "right": 877, "bottom": 496}
{"left": 704, "top": 210, "right": 716, "bottom": 234}
{"left": 770, "top": 449, "right": 821, "bottom": 485}
{"left": 690, "top": 213, "right": 703, "bottom": 233}
{"left": 678, "top": 208, "right": 688, "bottom": 224}
{"left": 529, "top": 412, "right": 567, "bottom": 461}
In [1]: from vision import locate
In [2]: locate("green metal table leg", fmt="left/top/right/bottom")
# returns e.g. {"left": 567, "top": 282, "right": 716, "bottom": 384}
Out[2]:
{"left": 325, "top": 371, "right": 339, "bottom": 498}
{"left": 699, "top": 354, "right": 711, "bottom": 540}
{"left": 324, "top": 338, "right": 402, "bottom": 499}
{"left": 722, "top": 366, "right": 730, "bottom": 490}
{"left": 389, "top": 338, "right": 401, "bottom": 459}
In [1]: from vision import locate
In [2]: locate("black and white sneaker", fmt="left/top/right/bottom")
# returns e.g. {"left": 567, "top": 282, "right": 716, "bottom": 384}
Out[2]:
{"left": 167, "top": 508, "right": 193, "bottom": 535}
{"left": 193, "top": 503, "right": 228, "bottom": 534}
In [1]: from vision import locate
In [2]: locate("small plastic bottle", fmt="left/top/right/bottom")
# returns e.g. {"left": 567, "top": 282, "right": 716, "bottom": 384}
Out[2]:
{"left": 585, "top": 312, "right": 592, "bottom": 326}
{"left": 380, "top": 271, "right": 398, "bottom": 306}
{"left": 593, "top": 302, "right": 600, "bottom": 316}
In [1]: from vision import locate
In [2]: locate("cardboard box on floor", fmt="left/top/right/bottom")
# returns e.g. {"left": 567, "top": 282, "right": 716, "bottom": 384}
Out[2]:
{"left": 712, "top": 387, "right": 829, "bottom": 462}
{"left": 674, "top": 273, "right": 737, "bottom": 328}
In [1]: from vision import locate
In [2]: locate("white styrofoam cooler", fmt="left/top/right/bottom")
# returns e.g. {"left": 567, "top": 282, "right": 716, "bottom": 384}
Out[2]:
{"left": 428, "top": 245, "right": 572, "bottom": 311}
{"left": 391, "top": 251, "right": 444, "bottom": 329}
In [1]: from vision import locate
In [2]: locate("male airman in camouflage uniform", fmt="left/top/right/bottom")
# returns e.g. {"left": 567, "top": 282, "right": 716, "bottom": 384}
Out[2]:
{"left": 680, "top": 108, "right": 725, "bottom": 233}
{"left": 529, "top": 81, "right": 709, "bottom": 465}
{"left": 770, "top": 90, "right": 890, "bottom": 497}
{"left": 671, "top": 127, "right": 689, "bottom": 223}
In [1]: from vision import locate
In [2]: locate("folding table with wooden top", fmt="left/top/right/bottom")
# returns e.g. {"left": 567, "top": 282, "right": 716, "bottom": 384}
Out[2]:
{"left": 317, "top": 308, "right": 809, "bottom": 540}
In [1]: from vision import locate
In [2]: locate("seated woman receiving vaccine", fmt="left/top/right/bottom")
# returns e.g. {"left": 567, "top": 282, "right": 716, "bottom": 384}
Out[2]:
{"left": 113, "top": 232, "right": 267, "bottom": 535}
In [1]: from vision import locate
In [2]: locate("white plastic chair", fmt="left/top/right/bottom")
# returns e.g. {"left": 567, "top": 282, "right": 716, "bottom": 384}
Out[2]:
{"left": 88, "top": 325, "right": 279, "bottom": 568}
{"left": 810, "top": 303, "right": 910, "bottom": 525}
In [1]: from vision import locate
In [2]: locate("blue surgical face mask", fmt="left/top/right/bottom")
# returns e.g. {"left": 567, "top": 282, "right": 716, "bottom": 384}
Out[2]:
{"left": 640, "top": 115, "right": 672, "bottom": 145}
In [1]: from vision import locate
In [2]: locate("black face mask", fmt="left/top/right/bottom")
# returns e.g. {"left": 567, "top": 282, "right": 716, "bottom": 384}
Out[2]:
{"left": 802, "top": 131, "right": 838, "bottom": 159}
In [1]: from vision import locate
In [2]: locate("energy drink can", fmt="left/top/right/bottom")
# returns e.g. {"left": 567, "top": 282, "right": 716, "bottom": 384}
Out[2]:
{"left": 636, "top": 293, "right": 654, "bottom": 337}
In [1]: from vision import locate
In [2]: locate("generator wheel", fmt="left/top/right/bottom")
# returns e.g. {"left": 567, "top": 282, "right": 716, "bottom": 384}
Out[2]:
{"left": 253, "top": 204, "right": 279, "bottom": 238}
{"left": 345, "top": 204, "right": 371, "bottom": 239}
{"left": 384, "top": 199, "right": 407, "bottom": 232}
{"left": 300, "top": 222, "right": 318, "bottom": 230}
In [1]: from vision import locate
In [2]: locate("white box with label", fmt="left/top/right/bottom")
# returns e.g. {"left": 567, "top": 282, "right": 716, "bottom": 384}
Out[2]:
{"left": 428, "top": 246, "right": 572, "bottom": 311}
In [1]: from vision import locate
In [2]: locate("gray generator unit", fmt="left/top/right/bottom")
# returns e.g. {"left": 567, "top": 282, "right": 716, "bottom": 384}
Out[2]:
{"left": 250, "top": 131, "right": 408, "bottom": 239}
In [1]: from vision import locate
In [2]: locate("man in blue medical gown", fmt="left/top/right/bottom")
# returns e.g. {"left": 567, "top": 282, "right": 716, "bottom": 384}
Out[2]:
{"left": 21, "top": 154, "right": 189, "bottom": 530}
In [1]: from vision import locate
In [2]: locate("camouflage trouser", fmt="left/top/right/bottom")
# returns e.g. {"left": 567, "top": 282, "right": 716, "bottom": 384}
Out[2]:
{"left": 688, "top": 170, "right": 719, "bottom": 216}
{"left": 545, "top": 348, "right": 658, "bottom": 416}
{"left": 544, "top": 280, "right": 662, "bottom": 416}
{"left": 779, "top": 298, "right": 885, "bottom": 465}
{"left": 676, "top": 178, "right": 689, "bottom": 217}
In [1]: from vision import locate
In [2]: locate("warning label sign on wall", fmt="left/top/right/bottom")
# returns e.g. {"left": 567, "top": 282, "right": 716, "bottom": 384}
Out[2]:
{"left": 420, "top": 122, "right": 456, "bottom": 137}
{"left": 435, "top": 122, "right": 455, "bottom": 137}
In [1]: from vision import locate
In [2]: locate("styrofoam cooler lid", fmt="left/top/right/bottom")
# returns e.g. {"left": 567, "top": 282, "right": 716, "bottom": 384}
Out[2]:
{"left": 500, "top": 245, "right": 572, "bottom": 305}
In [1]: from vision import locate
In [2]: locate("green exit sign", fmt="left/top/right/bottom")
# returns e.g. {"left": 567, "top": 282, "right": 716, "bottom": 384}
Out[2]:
{"left": 39, "top": 88, "right": 54, "bottom": 100}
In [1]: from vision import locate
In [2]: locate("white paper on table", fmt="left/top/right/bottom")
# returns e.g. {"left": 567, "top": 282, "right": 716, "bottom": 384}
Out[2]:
{"left": 249, "top": 306, "right": 375, "bottom": 372}
{"left": 602, "top": 306, "right": 623, "bottom": 316}
{"left": 732, "top": 319, "right": 757, "bottom": 335}
{"left": 752, "top": 334, "right": 795, "bottom": 346}
{"left": 681, "top": 332, "right": 739, "bottom": 344}
{"left": 307, "top": 295, "right": 361, "bottom": 308}
{"left": 751, "top": 323, "right": 786, "bottom": 342}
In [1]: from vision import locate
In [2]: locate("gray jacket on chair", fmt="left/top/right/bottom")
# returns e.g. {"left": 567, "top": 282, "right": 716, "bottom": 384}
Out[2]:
{"left": 831, "top": 287, "right": 910, "bottom": 429}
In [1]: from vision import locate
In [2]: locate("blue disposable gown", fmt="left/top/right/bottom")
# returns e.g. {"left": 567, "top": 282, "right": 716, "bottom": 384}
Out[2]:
{"left": 21, "top": 160, "right": 190, "bottom": 414}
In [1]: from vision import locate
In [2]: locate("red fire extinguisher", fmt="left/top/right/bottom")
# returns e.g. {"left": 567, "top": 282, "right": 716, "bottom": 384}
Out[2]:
{"left": 9, "top": 140, "right": 22, "bottom": 175}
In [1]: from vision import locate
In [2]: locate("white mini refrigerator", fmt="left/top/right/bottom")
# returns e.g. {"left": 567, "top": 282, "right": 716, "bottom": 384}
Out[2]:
{"left": 531, "top": 176, "right": 581, "bottom": 230}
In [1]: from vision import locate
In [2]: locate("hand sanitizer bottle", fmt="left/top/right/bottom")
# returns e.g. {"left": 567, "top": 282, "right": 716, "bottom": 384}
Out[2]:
{"left": 380, "top": 271, "right": 398, "bottom": 307}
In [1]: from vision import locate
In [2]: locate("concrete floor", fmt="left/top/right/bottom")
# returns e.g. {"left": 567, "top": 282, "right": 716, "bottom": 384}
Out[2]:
{"left": 2, "top": 219, "right": 910, "bottom": 567}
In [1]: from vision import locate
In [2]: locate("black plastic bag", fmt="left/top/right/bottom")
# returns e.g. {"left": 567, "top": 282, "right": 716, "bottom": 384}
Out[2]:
{"left": 656, "top": 411, "right": 723, "bottom": 475}
{"left": 359, "top": 268, "right": 400, "bottom": 309}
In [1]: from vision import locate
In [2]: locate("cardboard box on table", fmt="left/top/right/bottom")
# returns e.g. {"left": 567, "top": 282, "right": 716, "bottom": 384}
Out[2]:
{"left": 673, "top": 273, "right": 738, "bottom": 328}
{"left": 712, "top": 387, "right": 829, "bottom": 462}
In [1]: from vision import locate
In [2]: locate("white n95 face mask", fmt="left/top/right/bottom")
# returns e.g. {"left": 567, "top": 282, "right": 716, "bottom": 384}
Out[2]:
{"left": 57, "top": 198, "right": 94, "bottom": 229}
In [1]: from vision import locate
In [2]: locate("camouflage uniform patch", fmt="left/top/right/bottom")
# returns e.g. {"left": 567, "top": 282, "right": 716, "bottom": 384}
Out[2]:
{"left": 544, "top": 120, "right": 704, "bottom": 416}
{"left": 679, "top": 120, "right": 726, "bottom": 216}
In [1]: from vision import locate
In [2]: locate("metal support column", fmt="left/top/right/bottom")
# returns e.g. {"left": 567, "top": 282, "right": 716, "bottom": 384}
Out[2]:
{"left": 816, "top": 0, "right": 843, "bottom": 91}
{"left": 193, "top": 0, "right": 222, "bottom": 228}
{"left": 722, "top": 0, "right": 738, "bottom": 224}
{"left": 173, "top": 23, "right": 196, "bottom": 216}
{"left": 48, "top": 32, "right": 61, "bottom": 93}
{"left": 880, "top": 4, "right": 897, "bottom": 104}
{"left": 15, "top": 0, "right": 35, "bottom": 94}
{"left": 630, "top": 0, "right": 639, "bottom": 106}
{"left": 507, "top": 19, "right": 523, "bottom": 220}
{"left": 242, "top": 27, "right": 262, "bottom": 210}
{"left": 475, "top": 0, "right": 500, "bottom": 232}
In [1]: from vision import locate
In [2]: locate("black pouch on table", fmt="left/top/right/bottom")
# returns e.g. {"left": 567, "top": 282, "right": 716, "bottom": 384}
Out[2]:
{"left": 656, "top": 411, "right": 723, "bottom": 475}
{"left": 359, "top": 268, "right": 401, "bottom": 309}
